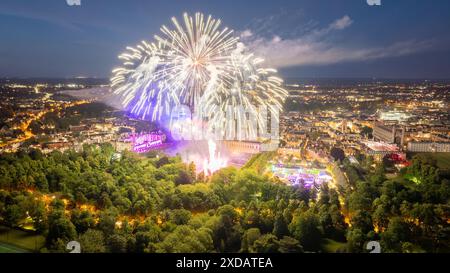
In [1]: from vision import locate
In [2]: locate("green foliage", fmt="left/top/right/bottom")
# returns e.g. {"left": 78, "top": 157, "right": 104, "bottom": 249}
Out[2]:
{"left": 46, "top": 206, "right": 77, "bottom": 247}
{"left": 278, "top": 236, "right": 303, "bottom": 253}
{"left": 108, "top": 234, "right": 128, "bottom": 253}
{"left": 71, "top": 209, "right": 95, "bottom": 234}
{"left": 241, "top": 228, "right": 261, "bottom": 251}
{"left": 273, "top": 214, "right": 289, "bottom": 238}
{"left": 346, "top": 228, "right": 366, "bottom": 253}
{"left": 289, "top": 210, "right": 322, "bottom": 252}
{"left": 168, "top": 209, "right": 192, "bottom": 225}
{"left": 156, "top": 226, "right": 214, "bottom": 253}
{"left": 251, "top": 234, "right": 280, "bottom": 253}
{"left": 78, "top": 229, "right": 106, "bottom": 253}
{"left": 0, "top": 145, "right": 448, "bottom": 253}
{"left": 330, "top": 147, "right": 345, "bottom": 162}
{"left": 360, "top": 126, "right": 373, "bottom": 138}
{"left": 380, "top": 217, "right": 410, "bottom": 253}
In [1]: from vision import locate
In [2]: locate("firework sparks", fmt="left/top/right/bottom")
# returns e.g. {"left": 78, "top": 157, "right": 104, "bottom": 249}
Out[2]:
{"left": 203, "top": 139, "right": 227, "bottom": 176}
{"left": 111, "top": 12, "right": 287, "bottom": 139}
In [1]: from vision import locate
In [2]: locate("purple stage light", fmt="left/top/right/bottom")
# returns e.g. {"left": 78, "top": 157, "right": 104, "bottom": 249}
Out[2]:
{"left": 127, "top": 132, "right": 166, "bottom": 153}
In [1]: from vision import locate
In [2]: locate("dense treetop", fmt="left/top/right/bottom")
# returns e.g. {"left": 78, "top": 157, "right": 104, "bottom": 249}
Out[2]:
{"left": 0, "top": 145, "right": 448, "bottom": 253}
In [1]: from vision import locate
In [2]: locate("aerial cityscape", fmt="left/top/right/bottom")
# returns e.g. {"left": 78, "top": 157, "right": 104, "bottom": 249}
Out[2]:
{"left": 0, "top": 0, "right": 448, "bottom": 258}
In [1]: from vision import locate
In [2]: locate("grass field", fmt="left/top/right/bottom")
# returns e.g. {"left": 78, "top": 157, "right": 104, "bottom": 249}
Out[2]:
{"left": 0, "top": 242, "right": 30, "bottom": 253}
{"left": 0, "top": 226, "right": 45, "bottom": 252}
{"left": 243, "top": 151, "right": 276, "bottom": 173}
{"left": 409, "top": 152, "right": 450, "bottom": 170}
{"left": 430, "top": 153, "right": 450, "bottom": 170}
{"left": 321, "top": 238, "right": 347, "bottom": 253}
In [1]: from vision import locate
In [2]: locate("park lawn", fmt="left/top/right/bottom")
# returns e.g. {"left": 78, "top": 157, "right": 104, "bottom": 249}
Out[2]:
{"left": 0, "top": 241, "right": 30, "bottom": 253}
{"left": 430, "top": 153, "right": 450, "bottom": 170}
{"left": 321, "top": 238, "right": 347, "bottom": 253}
{"left": 0, "top": 225, "right": 45, "bottom": 252}
{"left": 243, "top": 152, "right": 276, "bottom": 173}
{"left": 409, "top": 153, "right": 450, "bottom": 171}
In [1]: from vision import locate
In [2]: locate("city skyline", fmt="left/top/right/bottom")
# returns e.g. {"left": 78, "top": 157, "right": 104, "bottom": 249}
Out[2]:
{"left": 1, "top": 0, "right": 450, "bottom": 79}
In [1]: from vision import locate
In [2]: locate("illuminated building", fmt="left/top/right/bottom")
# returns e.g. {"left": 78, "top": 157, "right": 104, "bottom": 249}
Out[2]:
{"left": 373, "top": 122, "right": 405, "bottom": 146}
{"left": 407, "top": 142, "right": 450, "bottom": 153}
{"left": 379, "top": 110, "right": 412, "bottom": 123}
{"left": 362, "top": 140, "right": 406, "bottom": 162}
{"left": 220, "top": 140, "right": 262, "bottom": 154}
{"left": 127, "top": 132, "right": 166, "bottom": 153}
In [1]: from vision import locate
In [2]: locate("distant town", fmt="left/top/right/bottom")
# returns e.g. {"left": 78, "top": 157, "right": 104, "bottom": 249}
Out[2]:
{"left": 2, "top": 78, "right": 448, "bottom": 164}
{"left": 0, "top": 78, "right": 448, "bottom": 254}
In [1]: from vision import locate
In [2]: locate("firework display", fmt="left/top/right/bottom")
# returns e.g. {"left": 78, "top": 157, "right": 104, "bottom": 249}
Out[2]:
{"left": 202, "top": 139, "right": 228, "bottom": 176}
{"left": 111, "top": 13, "right": 287, "bottom": 139}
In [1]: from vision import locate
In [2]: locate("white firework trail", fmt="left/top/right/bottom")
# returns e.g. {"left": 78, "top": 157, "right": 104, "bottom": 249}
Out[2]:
{"left": 111, "top": 12, "right": 288, "bottom": 139}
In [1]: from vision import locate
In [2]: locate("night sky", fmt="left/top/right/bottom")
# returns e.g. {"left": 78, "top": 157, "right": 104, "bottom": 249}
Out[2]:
{"left": 1, "top": 0, "right": 449, "bottom": 79}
